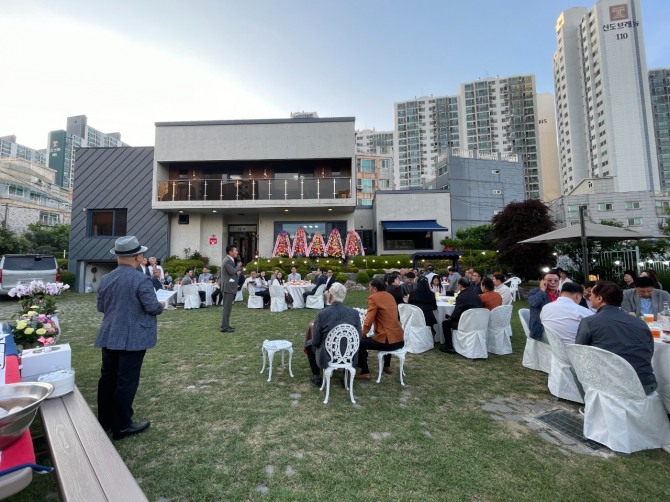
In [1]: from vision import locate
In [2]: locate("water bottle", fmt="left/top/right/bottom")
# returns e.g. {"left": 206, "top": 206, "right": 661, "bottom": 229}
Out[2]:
{"left": 658, "top": 302, "right": 670, "bottom": 331}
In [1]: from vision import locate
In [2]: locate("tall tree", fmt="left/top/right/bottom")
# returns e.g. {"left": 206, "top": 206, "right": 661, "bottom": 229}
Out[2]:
{"left": 492, "top": 200, "right": 556, "bottom": 279}
{"left": 0, "top": 227, "right": 29, "bottom": 255}
{"left": 23, "top": 224, "right": 70, "bottom": 255}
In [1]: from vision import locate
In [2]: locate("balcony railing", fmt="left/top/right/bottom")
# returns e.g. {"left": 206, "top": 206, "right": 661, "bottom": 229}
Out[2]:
{"left": 156, "top": 177, "right": 353, "bottom": 202}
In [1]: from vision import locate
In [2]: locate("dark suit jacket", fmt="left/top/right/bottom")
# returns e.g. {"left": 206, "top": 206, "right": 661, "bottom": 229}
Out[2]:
{"left": 408, "top": 295, "right": 438, "bottom": 326}
{"left": 449, "top": 289, "right": 483, "bottom": 326}
{"left": 363, "top": 291, "right": 404, "bottom": 344}
{"left": 621, "top": 288, "right": 670, "bottom": 316}
{"left": 151, "top": 277, "right": 164, "bottom": 291}
{"left": 310, "top": 274, "right": 327, "bottom": 293}
{"left": 387, "top": 284, "right": 404, "bottom": 305}
{"left": 221, "top": 255, "right": 238, "bottom": 294}
{"left": 324, "top": 276, "right": 336, "bottom": 291}
{"left": 309, "top": 302, "right": 362, "bottom": 369}
{"left": 576, "top": 305, "right": 656, "bottom": 387}
{"left": 96, "top": 264, "right": 164, "bottom": 351}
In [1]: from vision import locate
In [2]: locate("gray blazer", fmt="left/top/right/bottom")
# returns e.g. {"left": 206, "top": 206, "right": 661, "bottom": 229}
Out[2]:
{"left": 309, "top": 302, "right": 362, "bottom": 369}
{"left": 221, "top": 255, "right": 238, "bottom": 294}
{"left": 96, "top": 264, "right": 164, "bottom": 351}
{"left": 621, "top": 288, "right": 670, "bottom": 316}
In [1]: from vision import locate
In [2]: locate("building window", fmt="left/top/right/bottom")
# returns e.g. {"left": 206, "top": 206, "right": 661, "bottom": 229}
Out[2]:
{"left": 359, "top": 179, "right": 375, "bottom": 193}
{"left": 88, "top": 209, "right": 127, "bottom": 237}
{"left": 379, "top": 180, "right": 390, "bottom": 190}
{"left": 359, "top": 159, "right": 375, "bottom": 173}
{"left": 381, "top": 159, "right": 391, "bottom": 170}
{"left": 567, "top": 204, "right": 580, "bottom": 215}
{"left": 39, "top": 212, "right": 59, "bottom": 226}
{"left": 627, "top": 218, "right": 642, "bottom": 227}
{"left": 597, "top": 203, "right": 613, "bottom": 211}
{"left": 625, "top": 201, "right": 641, "bottom": 210}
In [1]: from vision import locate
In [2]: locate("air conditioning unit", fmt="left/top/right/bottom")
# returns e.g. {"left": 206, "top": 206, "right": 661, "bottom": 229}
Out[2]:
{"left": 493, "top": 210, "right": 502, "bottom": 215}
{"left": 493, "top": 189, "right": 502, "bottom": 194}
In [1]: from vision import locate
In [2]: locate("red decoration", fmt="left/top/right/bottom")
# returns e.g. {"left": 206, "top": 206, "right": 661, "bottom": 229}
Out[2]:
{"left": 307, "top": 232, "right": 327, "bottom": 257}
{"left": 326, "top": 228, "right": 345, "bottom": 259}
{"left": 292, "top": 227, "right": 308, "bottom": 257}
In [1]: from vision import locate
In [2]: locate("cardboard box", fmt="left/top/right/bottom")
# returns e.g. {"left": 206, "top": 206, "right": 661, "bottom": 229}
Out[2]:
{"left": 20, "top": 343, "right": 71, "bottom": 381}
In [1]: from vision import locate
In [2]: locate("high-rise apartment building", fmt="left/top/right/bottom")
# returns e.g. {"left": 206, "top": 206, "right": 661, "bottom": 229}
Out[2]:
{"left": 355, "top": 129, "right": 394, "bottom": 156}
{"left": 536, "top": 93, "right": 561, "bottom": 201}
{"left": 554, "top": 0, "right": 658, "bottom": 195}
{"left": 0, "top": 135, "right": 47, "bottom": 166}
{"left": 649, "top": 68, "right": 670, "bottom": 191}
{"left": 355, "top": 154, "right": 393, "bottom": 206}
{"left": 393, "top": 96, "right": 460, "bottom": 189}
{"left": 457, "top": 75, "right": 543, "bottom": 200}
{"left": 47, "top": 115, "right": 127, "bottom": 189}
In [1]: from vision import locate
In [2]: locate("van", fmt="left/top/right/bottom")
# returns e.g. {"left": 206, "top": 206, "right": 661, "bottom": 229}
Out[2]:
{"left": 0, "top": 255, "right": 60, "bottom": 295}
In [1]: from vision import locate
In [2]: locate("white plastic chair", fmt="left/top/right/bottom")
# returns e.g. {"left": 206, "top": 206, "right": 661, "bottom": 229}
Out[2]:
{"left": 398, "top": 304, "right": 433, "bottom": 354}
{"left": 543, "top": 325, "right": 584, "bottom": 403}
{"left": 181, "top": 284, "right": 200, "bottom": 309}
{"left": 487, "top": 305, "right": 513, "bottom": 355}
{"left": 247, "top": 285, "right": 264, "bottom": 309}
{"left": 269, "top": 285, "right": 287, "bottom": 312}
{"left": 519, "top": 308, "right": 551, "bottom": 373}
{"left": 567, "top": 344, "right": 670, "bottom": 454}
{"left": 504, "top": 276, "right": 522, "bottom": 302}
{"left": 452, "top": 308, "right": 490, "bottom": 360}
{"left": 320, "top": 324, "right": 360, "bottom": 404}
{"left": 306, "top": 284, "right": 327, "bottom": 309}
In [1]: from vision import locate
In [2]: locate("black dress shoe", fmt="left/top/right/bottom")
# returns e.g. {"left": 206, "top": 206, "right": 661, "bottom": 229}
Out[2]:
{"left": 310, "top": 375, "right": 323, "bottom": 387}
{"left": 113, "top": 420, "right": 150, "bottom": 440}
{"left": 439, "top": 345, "right": 456, "bottom": 354}
{"left": 220, "top": 327, "right": 235, "bottom": 333}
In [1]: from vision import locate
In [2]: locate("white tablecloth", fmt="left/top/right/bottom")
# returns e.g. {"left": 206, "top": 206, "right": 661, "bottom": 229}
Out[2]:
{"left": 174, "top": 283, "right": 215, "bottom": 306}
{"left": 652, "top": 339, "right": 670, "bottom": 412}
{"left": 283, "top": 284, "right": 314, "bottom": 308}
{"left": 433, "top": 301, "right": 455, "bottom": 344}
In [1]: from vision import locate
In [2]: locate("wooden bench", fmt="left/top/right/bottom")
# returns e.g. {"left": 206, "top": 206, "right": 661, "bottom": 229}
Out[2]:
{"left": 39, "top": 387, "right": 148, "bottom": 501}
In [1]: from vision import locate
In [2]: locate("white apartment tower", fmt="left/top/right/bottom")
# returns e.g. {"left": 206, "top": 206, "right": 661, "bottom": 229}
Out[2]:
{"left": 393, "top": 96, "right": 460, "bottom": 189}
{"left": 457, "top": 75, "right": 543, "bottom": 200}
{"left": 554, "top": 0, "right": 659, "bottom": 195}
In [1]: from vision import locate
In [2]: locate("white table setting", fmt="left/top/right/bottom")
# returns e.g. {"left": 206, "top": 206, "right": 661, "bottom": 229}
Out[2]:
{"left": 283, "top": 282, "right": 314, "bottom": 309}
{"left": 433, "top": 296, "right": 456, "bottom": 344}
{"left": 174, "top": 282, "right": 216, "bottom": 306}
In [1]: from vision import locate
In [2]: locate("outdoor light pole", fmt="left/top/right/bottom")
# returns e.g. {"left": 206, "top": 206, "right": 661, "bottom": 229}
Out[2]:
{"left": 579, "top": 205, "right": 589, "bottom": 281}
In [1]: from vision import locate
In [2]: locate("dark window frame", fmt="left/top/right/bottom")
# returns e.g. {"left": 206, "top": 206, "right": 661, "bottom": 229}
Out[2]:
{"left": 87, "top": 208, "right": 128, "bottom": 237}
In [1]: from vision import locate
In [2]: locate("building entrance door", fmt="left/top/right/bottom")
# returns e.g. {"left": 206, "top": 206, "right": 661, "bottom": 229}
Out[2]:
{"left": 228, "top": 225, "right": 257, "bottom": 265}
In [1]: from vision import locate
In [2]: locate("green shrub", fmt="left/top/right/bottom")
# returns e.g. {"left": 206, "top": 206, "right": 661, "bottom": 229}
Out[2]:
{"left": 162, "top": 258, "right": 209, "bottom": 278}
{"left": 57, "top": 258, "right": 68, "bottom": 270}
{"left": 356, "top": 271, "right": 370, "bottom": 284}
{"left": 335, "top": 273, "right": 348, "bottom": 283}
{"left": 60, "top": 270, "right": 75, "bottom": 288}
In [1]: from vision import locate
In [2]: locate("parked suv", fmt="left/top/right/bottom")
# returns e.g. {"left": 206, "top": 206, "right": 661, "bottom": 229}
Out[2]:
{"left": 0, "top": 255, "right": 60, "bottom": 295}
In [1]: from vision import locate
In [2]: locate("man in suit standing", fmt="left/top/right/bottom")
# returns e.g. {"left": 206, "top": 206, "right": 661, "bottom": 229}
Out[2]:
{"left": 304, "top": 283, "right": 361, "bottom": 386}
{"left": 356, "top": 278, "right": 405, "bottom": 379}
{"left": 303, "top": 267, "right": 327, "bottom": 303}
{"left": 96, "top": 236, "right": 166, "bottom": 440}
{"left": 220, "top": 245, "right": 239, "bottom": 333}
{"left": 440, "top": 278, "right": 484, "bottom": 353}
{"left": 621, "top": 276, "right": 670, "bottom": 318}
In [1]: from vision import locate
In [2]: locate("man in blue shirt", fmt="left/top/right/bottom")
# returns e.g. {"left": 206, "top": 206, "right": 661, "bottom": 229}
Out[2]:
{"left": 621, "top": 276, "right": 670, "bottom": 318}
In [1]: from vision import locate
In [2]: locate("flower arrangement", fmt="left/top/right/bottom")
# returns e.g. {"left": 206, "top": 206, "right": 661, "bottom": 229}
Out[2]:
{"left": 307, "top": 231, "right": 327, "bottom": 257}
{"left": 326, "top": 228, "right": 345, "bottom": 259}
{"left": 272, "top": 231, "right": 293, "bottom": 257}
{"left": 8, "top": 281, "right": 67, "bottom": 348}
{"left": 291, "top": 227, "right": 308, "bottom": 257}
{"left": 344, "top": 230, "right": 365, "bottom": 257}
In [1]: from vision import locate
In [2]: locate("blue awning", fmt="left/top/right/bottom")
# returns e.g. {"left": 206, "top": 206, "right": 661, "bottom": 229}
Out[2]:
{"left": 381, "top": 220, "right": 449, "bottom": 232}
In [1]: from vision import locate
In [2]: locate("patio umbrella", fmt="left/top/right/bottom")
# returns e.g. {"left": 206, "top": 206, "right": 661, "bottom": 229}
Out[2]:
{"left": 517, "top": 221, "right": 663, "bottom": 244}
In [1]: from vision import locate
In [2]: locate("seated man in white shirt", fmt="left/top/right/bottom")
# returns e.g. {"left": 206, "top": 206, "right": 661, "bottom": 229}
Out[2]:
{"left": 243, "top": 271, "right": 270, "bottom": 305}
{"left": 492, "top": 274, "right": 513, "bottom": 305}
{"left": 540, "top": 282, "right": 593, "bottom": 345}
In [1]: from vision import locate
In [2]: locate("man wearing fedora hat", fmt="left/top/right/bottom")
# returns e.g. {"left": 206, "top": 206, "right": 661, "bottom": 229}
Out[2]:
{"left": 96, "top": 236, "right": 166, "bottom": 440}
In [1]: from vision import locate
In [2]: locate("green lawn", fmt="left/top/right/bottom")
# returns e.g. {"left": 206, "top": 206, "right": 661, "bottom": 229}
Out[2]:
{"left": 2, "top": 292, "right": 669, "bottom": 501}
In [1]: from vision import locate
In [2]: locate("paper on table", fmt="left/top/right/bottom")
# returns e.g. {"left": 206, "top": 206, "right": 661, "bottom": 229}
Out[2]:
{"left": 156, "top": 289, "right": 177, "bottom": 302}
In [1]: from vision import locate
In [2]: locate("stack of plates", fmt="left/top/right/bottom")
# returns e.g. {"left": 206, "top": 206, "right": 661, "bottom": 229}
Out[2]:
{"left": 38, "top": 368, "right": 75, "bottom": 398}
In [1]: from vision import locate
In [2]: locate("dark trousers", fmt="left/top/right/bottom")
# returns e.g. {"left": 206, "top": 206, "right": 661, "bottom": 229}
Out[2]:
{"left": 220, "top": 292, "right": 235, "bottom": 329}
{"left": 441, "top": 319, "right": 459, "bottom": 350}
{"left": 98, "top": 348, "right": 146, "bottom": 433}
{"left": 211, "top": 289, "right": 222, "bottom": 305}
{"left": 358, "top": 337, "right": 404, "bottom": 373}
{"left": 257, "top": 289, "right": 270, "bottom": 304}
{"left": 303, "top": 288, "right": 317, "bottom": 303}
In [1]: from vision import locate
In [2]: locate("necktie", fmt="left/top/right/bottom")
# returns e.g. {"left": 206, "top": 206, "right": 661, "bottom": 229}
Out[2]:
{"left": 145, "top": 266, "right": 150, "bottom": 276}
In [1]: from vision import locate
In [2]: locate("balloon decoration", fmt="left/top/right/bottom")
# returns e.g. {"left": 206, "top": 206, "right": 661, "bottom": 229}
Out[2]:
{"left": 272, "top": 231, "right": 292, "bottom": 257}
{"left": 344, "top": 230, "right": 365, "bottom": 257}
{"left": 291, "top": 227, "right": 308, "bottom": 257}
{"left": 307, "top": 231, "right": 327, "bottom": 257}
{"left": 326, "top": 228, "right": 345, "bottom": 259}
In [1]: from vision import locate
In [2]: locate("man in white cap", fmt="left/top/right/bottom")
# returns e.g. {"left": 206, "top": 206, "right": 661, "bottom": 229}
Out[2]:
{"left": 96, "top": 236, "right": 166, "bottom": 440}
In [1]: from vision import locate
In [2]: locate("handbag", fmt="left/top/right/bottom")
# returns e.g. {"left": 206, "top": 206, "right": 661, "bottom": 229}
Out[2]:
{"left": 285, "top": 292, "right": 294, "bottom": 304}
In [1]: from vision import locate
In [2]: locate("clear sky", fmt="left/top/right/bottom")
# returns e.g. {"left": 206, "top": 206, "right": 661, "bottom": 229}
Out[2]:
{"left": 1, "top": 0, "right": 668, "bottom": 148}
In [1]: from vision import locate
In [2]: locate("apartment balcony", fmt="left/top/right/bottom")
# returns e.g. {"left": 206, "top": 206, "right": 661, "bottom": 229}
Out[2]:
{"left": 154, "top": 176, "right": 355, "bottom": 211}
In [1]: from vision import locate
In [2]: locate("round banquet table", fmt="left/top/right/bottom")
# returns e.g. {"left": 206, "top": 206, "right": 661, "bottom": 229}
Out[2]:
{"left": 433, "top": 301, "right": 455, "bottom": 344}
{"left": 174, "top": 283, "right": 215, "bottom": 306}
{"left": 283, "top": 284, "right": 314, "bottom": 309}
{"left": 652, "top": 338, "right": 670, "bottom": 412}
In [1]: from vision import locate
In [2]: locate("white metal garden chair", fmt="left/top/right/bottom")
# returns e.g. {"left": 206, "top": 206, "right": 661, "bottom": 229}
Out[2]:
{"left": 320, "top": 324, "right": 360, "bottom": 404}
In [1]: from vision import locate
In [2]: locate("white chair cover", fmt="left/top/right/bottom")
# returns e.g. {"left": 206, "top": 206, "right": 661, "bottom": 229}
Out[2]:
{"left": 320, "top": 324, "right": 360, "bottom": 404}
{"left": 247, "top": 285, "right": 264, "bottom": 309}
{"left": 452, "top": 308, "right": 490, "bottom": 360}
{"left": 486, "top": 305, "right": 513, "bottom": 355}
{"left": 398, "top": 304, "right": 433, "bottom": 354}
{"left": 306, "top": 284, "right": 327, "bottom": 309}
{"left": 543, "top": 325, "right": 584, "bottom": 403}
{"left": 567, "top": 344, "right": 670, "bottom": 453}
{"left": 234, "top": 289, "right": 243, "bottom": 302}
{"left": 504, "top": 277, "right": 522, "bottom": 302}
{"left": 269, "top": 285, "right": 287, "bottom": 312}
{"left": 181, "top": 284, "right": 200, "bottom": 309}
{"left": 519, "top": 308, "right": 551, "bottom": 373}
